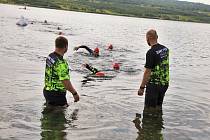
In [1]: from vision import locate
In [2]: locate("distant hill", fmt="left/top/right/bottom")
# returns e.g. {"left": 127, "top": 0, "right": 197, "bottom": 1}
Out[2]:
{"left": 1, "top": 0, "right": 210, "bottom": 23}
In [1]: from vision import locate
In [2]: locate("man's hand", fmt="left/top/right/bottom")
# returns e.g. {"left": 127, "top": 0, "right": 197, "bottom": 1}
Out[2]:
{"left": 138, "top": 68, "right": 151, "bottom": 96}
{"left": 138, "top": 88, "right": 144, "bottom": 96}
{"left": 62, "top": 80, "right": 80, "bottom": 102}
{"left": 73, "top": 93, "right": 80, "bottom": 102}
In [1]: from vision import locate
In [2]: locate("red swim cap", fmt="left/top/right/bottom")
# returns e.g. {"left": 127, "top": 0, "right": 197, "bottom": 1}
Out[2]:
{"left": 94, "top": 47, "right": 99, "bottom": 54}
{"left": 108, "top": 44, "right": 113, "bottom": 50}
{"left": 113, "top": 63, "right": 120, "bottom": 70}
{"left": 95, "top": 72, "right": 105, "bottom": 77}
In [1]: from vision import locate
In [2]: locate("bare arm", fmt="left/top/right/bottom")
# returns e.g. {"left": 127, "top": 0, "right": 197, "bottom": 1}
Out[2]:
{"left": 62, "top": 80, "right": 79, "bottom": 102}
{"left": 138, "top": 68, "right": 151, "bottom": 96}
{"left": 140, "top": 68, "right": 151, "bottom": 88}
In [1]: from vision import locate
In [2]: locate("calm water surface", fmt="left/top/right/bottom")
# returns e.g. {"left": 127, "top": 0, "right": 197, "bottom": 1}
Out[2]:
{"left": 0, "top": 4, "right": 210, "bottom": 140}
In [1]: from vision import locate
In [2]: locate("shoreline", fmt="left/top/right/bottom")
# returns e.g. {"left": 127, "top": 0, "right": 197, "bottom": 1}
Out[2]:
{"left": 1, "top": 2, "right": 210, "bottom": 24}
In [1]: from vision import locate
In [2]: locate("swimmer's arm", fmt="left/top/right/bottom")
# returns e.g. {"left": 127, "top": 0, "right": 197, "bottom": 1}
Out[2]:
{"left": 62, "top": 80, "right": 79, "bottom": 102}
{"left": 75, "top": 45, "right": 93, "bottom": 54}
{"left": 85, "top": 64, "right": 99, "bottom": 74}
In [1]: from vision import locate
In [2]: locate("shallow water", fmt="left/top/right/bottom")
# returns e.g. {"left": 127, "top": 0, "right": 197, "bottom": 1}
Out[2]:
{"left": 0, "top": 4, "right": 210, "bottom": 140}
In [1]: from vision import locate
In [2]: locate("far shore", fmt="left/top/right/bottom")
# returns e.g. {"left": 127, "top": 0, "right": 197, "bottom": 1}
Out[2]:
{"left": 1, "top": 3, "right": 210, "bottom": 24}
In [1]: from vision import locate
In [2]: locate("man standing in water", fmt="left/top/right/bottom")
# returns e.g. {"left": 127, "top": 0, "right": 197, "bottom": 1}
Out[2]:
{"left": 138, "top": 29, "right": 169, "bottom": 109}
{"left": 43, "top": 36, "right": 79, "bottom": 106}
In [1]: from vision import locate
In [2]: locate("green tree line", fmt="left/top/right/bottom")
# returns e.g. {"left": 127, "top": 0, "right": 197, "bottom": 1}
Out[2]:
{"left": 1, "top": 0, "right": 210, "bottom": 23}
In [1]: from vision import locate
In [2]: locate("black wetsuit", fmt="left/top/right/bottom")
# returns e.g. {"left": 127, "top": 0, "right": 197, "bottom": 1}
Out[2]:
{"left": 78, "top": 45, "right": 94, "bottom": 55}
{"left": 78, "top": 45, "right": 99, "bottom": 57}
{"left": 85, "top": 64, "right": 99, "bottom": 74}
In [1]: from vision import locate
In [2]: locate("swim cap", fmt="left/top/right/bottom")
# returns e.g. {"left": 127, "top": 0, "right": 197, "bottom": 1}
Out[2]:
{"left": 108, "top": 44, "right": 113, "bottom": 50}
{"left": 95, "top": 71, "right": 105, "bottom": 77}
{"left": 94, "top": 48, "right": 99, "bottom": 54}
{"left": 113, "top": 63, "right": 120, "bottom": 70}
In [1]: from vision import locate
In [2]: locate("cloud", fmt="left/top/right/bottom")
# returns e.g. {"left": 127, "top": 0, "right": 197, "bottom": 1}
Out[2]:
{"left": 179, "top": 0, "right": 210, "bottom": 5}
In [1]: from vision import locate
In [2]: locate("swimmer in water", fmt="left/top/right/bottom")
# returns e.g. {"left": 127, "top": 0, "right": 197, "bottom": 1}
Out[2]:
{"left": 82, "top": 63, "right": 105, "bottom": 77}
{"left": 74, "top": 45, "right": 99, "bottom": 57}
{"left": 107, "top": 44, "right": 113, "bottom": 50}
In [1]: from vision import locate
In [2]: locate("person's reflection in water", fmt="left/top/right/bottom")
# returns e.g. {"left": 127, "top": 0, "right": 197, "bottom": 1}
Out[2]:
{"left": 133, "top": 108, "right": 164, "bottom": 140}
{"left": 40, "top": 105, "right": 79, "bottom": 140}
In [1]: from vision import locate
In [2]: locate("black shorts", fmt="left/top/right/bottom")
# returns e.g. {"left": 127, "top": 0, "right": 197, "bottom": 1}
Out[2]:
{"left": 145, "top": 84, "right": 168, "bottom": 108}
{"left": 43, "top": 89, "right": 67, "bottom": 106}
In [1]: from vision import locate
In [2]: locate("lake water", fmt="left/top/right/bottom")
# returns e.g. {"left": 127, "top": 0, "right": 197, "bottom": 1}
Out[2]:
{"left": 0, "top": 4, "right": 210, "bottom": 140}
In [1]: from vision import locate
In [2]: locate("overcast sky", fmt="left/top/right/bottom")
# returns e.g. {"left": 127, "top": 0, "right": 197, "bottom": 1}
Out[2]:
{"left": 179, "top": 0, "right": 210, "bottom": 5}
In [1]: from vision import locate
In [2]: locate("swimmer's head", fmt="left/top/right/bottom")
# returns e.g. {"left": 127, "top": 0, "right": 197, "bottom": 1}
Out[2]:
{"left": 108, "top": 44, "right": 113, "bottom": 50}
{"left": 94, "top": 47, "right": 99, "bottom": 56}
{"left": 113, "top": 63, "right": 120, "bottom": 70}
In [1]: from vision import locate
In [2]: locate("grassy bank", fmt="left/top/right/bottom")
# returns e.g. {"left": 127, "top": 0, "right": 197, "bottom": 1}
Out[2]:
{"left": 1, "top": 0, "right": 210, "bottom": 23}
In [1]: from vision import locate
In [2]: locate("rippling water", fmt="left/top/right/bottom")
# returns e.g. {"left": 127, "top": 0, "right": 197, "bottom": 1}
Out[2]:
{"left": 0, "top": 4, "right": 210, "bottom": 140}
